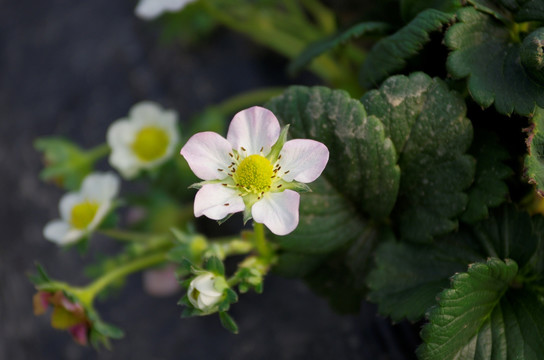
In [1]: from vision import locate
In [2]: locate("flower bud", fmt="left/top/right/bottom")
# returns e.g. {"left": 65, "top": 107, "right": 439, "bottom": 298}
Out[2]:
{"left": 187, "top": 272, "right": 224, "bottom": 312}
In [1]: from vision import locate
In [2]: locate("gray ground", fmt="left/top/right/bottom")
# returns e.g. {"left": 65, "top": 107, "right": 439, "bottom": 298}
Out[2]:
{"left": 0, "top": 1, "right": 418, "bottom": 359}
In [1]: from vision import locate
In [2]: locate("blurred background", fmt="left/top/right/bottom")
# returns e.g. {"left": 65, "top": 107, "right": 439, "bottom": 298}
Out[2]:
{"left": 0, "top": 1, "right": 419, "bottom": 358}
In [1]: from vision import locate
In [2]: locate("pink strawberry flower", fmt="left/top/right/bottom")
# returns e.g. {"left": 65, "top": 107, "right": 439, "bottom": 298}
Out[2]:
{"left": 180, "top": 106, "right": 329, "bottom": 235}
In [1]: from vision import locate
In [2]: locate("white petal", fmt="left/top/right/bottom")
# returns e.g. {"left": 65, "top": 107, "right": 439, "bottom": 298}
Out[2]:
{"left": 193, "top": 184, "right": 245, "bottom": 220}
{"left": 59, "top": 193, "right": 83, "bottom": 221}
{"left": 109, "top": 148, "right": 140, "bottom": 179}
{"left": 252, "top": 190, "right": 300, "bottom": 236}
{"left": 278, "top": 139, "right": 329, "bottom": 183}
{"left": 87, "top": 201, "right": 112, "bottom": 231}
{"left": 180, "top": 132, "right": 233, "bottom": 181}
{"left": 81, "top": 172, "right": 120, "bottom": 201}
{"left": 194, "top": 275, "right": 222, "bottom": 296}
{"left": 43, "top": 220, "right": 71, "bottom": 244}
{"left": 227, "top": 106, "right": 280, "bottom": 155}
{"left": 199, "top": 293, "right": 220, "bottom": 307}
{"left": 107, "top": 120, "right": 135, "bottom": 148}
{"left": 135, "top": 0, "right": 193, "bottom": 20}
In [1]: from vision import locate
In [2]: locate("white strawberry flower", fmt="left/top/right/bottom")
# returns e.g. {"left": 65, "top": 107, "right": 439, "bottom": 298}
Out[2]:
{"left": 107, "top": 101, "right": 179, "bottom": 179}
{"left": 43, "top": 172, "right": 120, "bottom": 245}
{"left": 135, "top": 0, "right": 196, "bottom": 20}
{"left": 187, "top": 272, "right": 224, "bottom": 312}
{"left": 180, "top": 106, "right": 329, "bottom": 236}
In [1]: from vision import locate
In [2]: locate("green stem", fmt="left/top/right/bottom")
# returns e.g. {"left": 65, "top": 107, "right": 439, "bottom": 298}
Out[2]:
{"left": 252, "top": 222, "right": 271, "bottom": 259}
{"left": 86, "top": 143, "right": 110, "bottom": 161}
{"left": 81, "top": 251, "right": 168, "bottom": 305}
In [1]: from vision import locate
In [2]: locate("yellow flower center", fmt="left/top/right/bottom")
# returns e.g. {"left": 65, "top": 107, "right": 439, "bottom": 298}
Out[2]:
{"left": 235, "top": 154, "right": 273, "bottom": 193}
{"left": 131, "top": 126, "right": 169, "bottom": 162}
{"left": 70, "top": 201, "right": 99, "bottom": 229}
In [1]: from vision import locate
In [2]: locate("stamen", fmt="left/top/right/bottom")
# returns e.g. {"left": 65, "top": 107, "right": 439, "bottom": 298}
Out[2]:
{"left": 217, "top": 168, "right": 223, "bottom": 172}
{"left": 229, "top": 153, "right": 234, "bottom": 158}
{"left": 224, "top": 203, "right": 229, "bottom": 206}
{"left": 278, "top": 155, "right": 282, "bottom": 160}
{"left": 284, "top": 170, "right": 290, "bottom": 174}
{"left": 277, "top": 184, "right": 282, "bottom": 188}
{"left": 260, "top": 147, "right": 263, "bottom": 152}
{"left": 222, "top": 183, "right": 228, "bottom": 187}
{"left": 241, "top": 147, "right": 246, "bottom": 151}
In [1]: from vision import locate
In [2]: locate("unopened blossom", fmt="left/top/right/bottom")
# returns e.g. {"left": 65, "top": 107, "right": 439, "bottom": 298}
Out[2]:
{"left": 107, "top": 101, "right": 179, "bottom": 179}
{"left": 43, "top": 172, "right": 120, "bottom": 245}
{"left": 187, "top": 272, "right": 224, "bottom": 312}
{"left": 181, "top": 106, "right": 329, "bottom": 235}
{"left": 33, "top": 291, "right": 90, "bottom": 346}
{"left": 135, "top": 0, "right": 196, "bottom": 20}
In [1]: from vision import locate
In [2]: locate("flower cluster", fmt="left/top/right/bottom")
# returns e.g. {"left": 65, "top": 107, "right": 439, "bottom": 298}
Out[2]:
{"left": 43, "top": 172, "right": 120, "bottom": 245}
{"left": 181, "top": 106, "right": 329, "bottom": 235}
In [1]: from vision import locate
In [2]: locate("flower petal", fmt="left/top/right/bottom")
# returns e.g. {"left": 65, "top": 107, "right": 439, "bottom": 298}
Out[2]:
{"left": 193, "top": 184, "right": 245, "bottom": 220}
{"left": 59, "top": 193, "right": 83, "bottom": 221}
{"left": 135, "top": 0, "right": 193, "bottom": 20}
{"left": 227, "top": 106, "right": 280, "bottom": 155}
{"left": 143, "top": 265, "right": 180, "bottom": 297}
{"left": 107, "top": 119, "right": 135, "bottom": 148}
{"left": 43, "top": 220, "right": 71, "bottom": 244}
{"left": 81, "top": 172, "right": 120, "bottom": 201}
{"left": 129, "top": 101, "right": 164, "bottom": 124}
{"left": 181, "top": 132, "right": 233, "bottom": 181}
{"left": 252, "top": 190, "right": 300, "bottom": 236}
{"left": 278, "top": 139, "right": 329, "bottom": 183}
{"left": 109, "top": 148, "right": 140, "bottom": 179}
{"left": 44, "top": 221, "right": 85, "bottom": 245}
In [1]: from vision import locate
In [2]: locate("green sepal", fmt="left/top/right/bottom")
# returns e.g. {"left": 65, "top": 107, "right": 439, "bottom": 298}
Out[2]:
{"left": 203, "top": 256, "right": 225, "bottom": 276}
{"left": 219, "top": 311, "right": 239, "bottom": 334}
{"left": 28, "top": 263, "right": 52, "bottom": 285}
{"left": 93, "top": 320, "right": 124, "bottom": 339}
{"left": 217, "top": 213, "right": 235, "bottom": 226}
{"left": 267, "top": 125, "right": 289, "bottom": 163}
{"left": 189, "top": 179, "right": 225, "bottom": 190}
{"left": 243, "top": 206, "right": 252, "bottom": 225}
{"left": 277, "top": 180, "right": 312, "bottom": 193}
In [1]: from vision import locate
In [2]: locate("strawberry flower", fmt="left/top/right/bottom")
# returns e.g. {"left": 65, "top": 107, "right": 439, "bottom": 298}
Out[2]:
{"left": 43, "top": 172, "right": 120, "bottom": 245}
{"left": 180, "top": 106, "right": 329, "bottom": 235}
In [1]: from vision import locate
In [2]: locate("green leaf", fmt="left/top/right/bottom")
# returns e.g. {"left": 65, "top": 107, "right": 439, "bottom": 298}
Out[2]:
{"left": 359, "top": 9, "right": 455, "bottom": 88}
{"left": 525, "top": 108, "right": 544, "bottom": 195}
{"left": 417, "top": 258, "right": 544, "bottom": 360}
{"left": 267, "top": 86, "right": 400, "bottom": 220}
{"left": 367, "top": 231, "right": 482, "bottom": 322}
{"left": 445, "top": 7, "right": 544, "bottom": 115}
{"left": 273, "top": 252, "right": 327, "bottom": 277}
{"left": 288, "top": 22, "right": 390, "bottom": 75}
{"left": 219, "top": 311, "right": 239, "bottom": 334}
{"left": 362, "top": 72, "right": 474, "bottom": 242}
{"left": 472, "top": 205, "right": 539, "bottom": 269}
{"left": 400, "top": 0, "right": 461, "bottom": 22}
{"left": 34, "top": 137, "right": 96, "bottom": 190}
{"left": 468, "top": 0, "right": 544, "bottom": 22}
{"left": 461, "top": 131, "right": 512, "bottom": 223}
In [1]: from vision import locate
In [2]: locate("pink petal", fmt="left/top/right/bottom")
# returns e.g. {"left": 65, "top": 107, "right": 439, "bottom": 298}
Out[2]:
{"left": 252, "top": 190, "right": 300, "bottom": 236}
{"left": 69, "top": 324, "right": 88, "bottom": 346}
{"left": 278, "top": 139, "right": 329, "bottom": 183}
{"left": 180, "top": 132, "right": 233, "bottom": 181}
{"left": 143, "top": 265, "right": 180, "bottom": 297}
{"left": 227, "top": 106, "right": 280, "bottom": 155}
{"left": 193, "top": 184, "right": 245, "bottom": 220}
